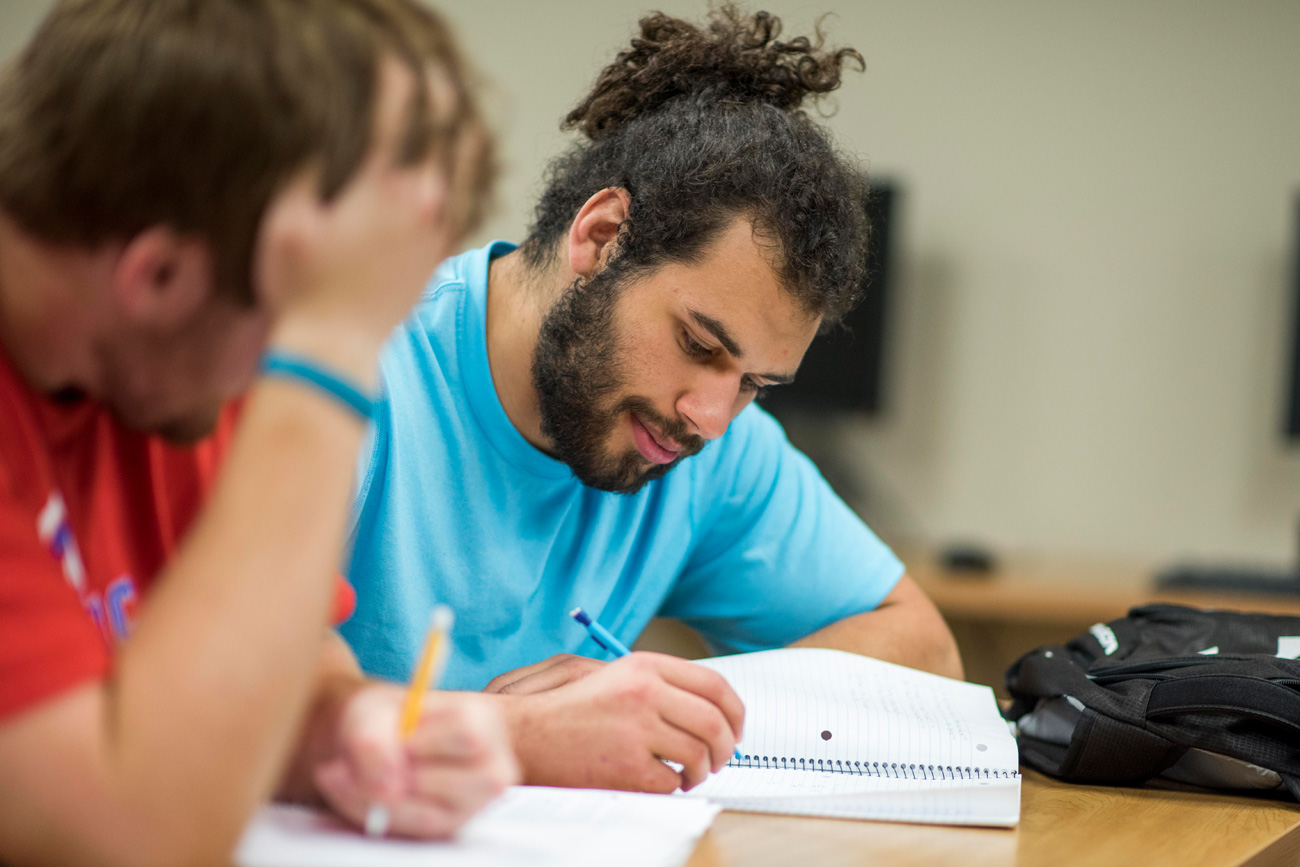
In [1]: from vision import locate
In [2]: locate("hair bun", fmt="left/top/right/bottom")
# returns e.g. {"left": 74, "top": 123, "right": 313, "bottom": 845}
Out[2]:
{"left": 565, "top": 5, "right": 863, "bottom": 140}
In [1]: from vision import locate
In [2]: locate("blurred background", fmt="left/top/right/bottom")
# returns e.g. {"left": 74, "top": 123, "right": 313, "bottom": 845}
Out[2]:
{"left": 5, "top": 1, "right": 1299, "bottom": 686}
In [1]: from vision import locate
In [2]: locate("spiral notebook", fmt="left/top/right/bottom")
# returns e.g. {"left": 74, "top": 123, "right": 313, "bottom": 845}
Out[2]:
{"left": 680, "top": 648, "right": 1020, "bottom": 827}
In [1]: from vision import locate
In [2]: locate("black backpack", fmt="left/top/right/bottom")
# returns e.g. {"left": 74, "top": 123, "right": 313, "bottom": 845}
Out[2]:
{"left": 1005, "top": 603, "right": 1300, "bottom": 800}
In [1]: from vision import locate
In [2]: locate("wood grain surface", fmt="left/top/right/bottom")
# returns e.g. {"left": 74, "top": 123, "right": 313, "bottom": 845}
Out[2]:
{"left": 682, "top": 770, "right": 1300, "bottom": 867}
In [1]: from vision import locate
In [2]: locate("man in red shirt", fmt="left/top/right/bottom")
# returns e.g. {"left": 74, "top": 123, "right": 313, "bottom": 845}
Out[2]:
{"left": 0, "top": 2, "right": 515, "bottom": 864}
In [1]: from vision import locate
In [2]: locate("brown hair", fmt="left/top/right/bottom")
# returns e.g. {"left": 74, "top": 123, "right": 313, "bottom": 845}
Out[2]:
{"left": 0, "top": 0, "right": 494, "bottom": 305}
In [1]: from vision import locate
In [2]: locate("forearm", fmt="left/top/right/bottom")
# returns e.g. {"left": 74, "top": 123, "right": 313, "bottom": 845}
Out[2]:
{"left": 101, "top": 326, "right": 380, "bottom": 862}
{"left": 790, "top": 575, "right": 964, "bottom": 680}
{"left": 0, "top": 368, "right": 376, "bottom": 867}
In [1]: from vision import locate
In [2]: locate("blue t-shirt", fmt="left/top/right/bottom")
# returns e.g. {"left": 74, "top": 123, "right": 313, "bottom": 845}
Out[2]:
{"left": 341, "top": 242, "right": 905, "bottom": 690}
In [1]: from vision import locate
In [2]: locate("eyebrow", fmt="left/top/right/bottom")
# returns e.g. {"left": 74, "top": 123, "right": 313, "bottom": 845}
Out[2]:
{"left": 686, "top": 308, "right": 797, "bottom": 385}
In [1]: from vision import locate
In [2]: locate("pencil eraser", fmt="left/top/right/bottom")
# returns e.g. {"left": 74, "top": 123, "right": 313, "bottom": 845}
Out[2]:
{"left": 431, "top": 604, "right": 454, "bottom": 631}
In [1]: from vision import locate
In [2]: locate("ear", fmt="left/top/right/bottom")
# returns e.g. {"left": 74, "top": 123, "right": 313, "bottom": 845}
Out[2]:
{"left": 111, "top": 228, "right": 215, "bottom": 328}
{"left": 567, "top": 187, "right": 631, "bottom": 278}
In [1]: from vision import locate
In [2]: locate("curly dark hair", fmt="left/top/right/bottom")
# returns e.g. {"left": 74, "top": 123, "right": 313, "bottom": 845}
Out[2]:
{"left": 519, "top": 4, "right": 868, "bottom": 324}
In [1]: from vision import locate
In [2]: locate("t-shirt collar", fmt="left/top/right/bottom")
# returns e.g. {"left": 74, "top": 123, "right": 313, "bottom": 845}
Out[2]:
{"left": 460, "top": 241, "right": 574, "bottom": 481}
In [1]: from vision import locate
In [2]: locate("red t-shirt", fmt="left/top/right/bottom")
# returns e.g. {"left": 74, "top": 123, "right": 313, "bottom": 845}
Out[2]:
{"left": 0, "top": 349, "right": 355, "bottom": 721}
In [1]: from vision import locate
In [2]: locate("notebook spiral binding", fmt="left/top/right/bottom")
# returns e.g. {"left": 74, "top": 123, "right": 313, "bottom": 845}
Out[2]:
{"left": 728, "top": 755, "right": 1020, "bottom": 780}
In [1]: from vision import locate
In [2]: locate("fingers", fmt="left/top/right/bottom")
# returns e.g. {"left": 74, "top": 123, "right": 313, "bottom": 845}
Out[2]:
{"left": 316, "top": 760, "right": 469, "bottom": 841}
{"left": 403, "top": 706, "right": 484, "bottom": 762}
{"left": 254, "top": 59, "right": 456, "bottom": 342}
{"left": 404, "top": 694, "right": 512, "bottom": 764}
{"left": 340, "top": 715, "right": 406, "bottom": 804}
{"left": 384, "top": 797, "right": 469, "bottom": 840}
{"left": 484, "top": 655, "right": 606, "bottom": 696}
{"left": 384, "top": 761, "right": 514, "bottom": 840}
{"left": 652, "top": 679, "right": 738, "bottom": 775}
{"left": 591, "top": 654, "right": 741, "bottom": 787}
{"left": 322, "top": 691, "right": 519, "bottom": 841}
{"left": 647, "top": 654, "right": 745, "bottom": 742}
{"left": 482, "top": 655, "right": 571, "bottom": 695}
{"left": 314, "top": 757, "right": 376, "bottom": 830}
{"left": 409, "top": 764, "right": 510, "bottom": 816}
{"left": 399, "top": 695, "right": 519, "bottom": 838}
{"left": 648, "top": 723, "right": 715, "bottom": 792}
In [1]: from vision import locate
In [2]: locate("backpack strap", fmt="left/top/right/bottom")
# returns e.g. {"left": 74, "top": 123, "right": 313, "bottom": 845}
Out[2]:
{"left": 1146, "top": 676, "right": 1300, "bottom": 738}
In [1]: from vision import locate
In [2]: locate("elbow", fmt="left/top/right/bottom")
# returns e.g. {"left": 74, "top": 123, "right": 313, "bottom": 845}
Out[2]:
{"left": 4, "top": 818, "right": 246, "bottom": 867}
{"left": 127, "top": 807, "right": 249, "bottom": 867}
{"left": 921, "top": 604, "right": 965, "bottom": 681}
{"left": 74, "top": 802, "right": 250, "bottom": 867}
{"left": 147, "top": 837, "right": 245, "bottom": 867}
{"left": 933, "top": 627, "right": 965, "bottom": 681}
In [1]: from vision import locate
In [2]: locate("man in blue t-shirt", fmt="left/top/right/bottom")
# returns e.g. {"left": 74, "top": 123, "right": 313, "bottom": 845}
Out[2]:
{"left": 343, "top": 7, "right": 961, "bottom": 795}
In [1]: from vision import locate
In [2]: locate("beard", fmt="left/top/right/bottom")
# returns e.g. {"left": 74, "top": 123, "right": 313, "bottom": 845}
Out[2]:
{"left": 532, "top": 267, "right": 705, "bottom": 495}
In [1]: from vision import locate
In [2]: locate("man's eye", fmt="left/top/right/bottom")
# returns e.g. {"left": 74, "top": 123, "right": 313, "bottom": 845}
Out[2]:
{"left": 681, "top": 330, "right": 712, "bottom": 359}
{"left": 741, "top": 377, "right": 770, "bottom": 398}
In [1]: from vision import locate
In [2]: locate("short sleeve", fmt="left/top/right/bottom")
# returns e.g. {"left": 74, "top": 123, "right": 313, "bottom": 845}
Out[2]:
{"left": 659, "top": 406, "right": 904, "bottom": 655}
{"left": 0, "top": 482, "right": 108, "bottom": 721}
{"left": 331, "top": 575, "right": 356, "bottom": 625}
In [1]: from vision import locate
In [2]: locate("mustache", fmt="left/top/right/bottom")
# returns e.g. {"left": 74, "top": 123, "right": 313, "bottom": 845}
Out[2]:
{"left": 615, "top": 395, "right": 705, "bottom": 458}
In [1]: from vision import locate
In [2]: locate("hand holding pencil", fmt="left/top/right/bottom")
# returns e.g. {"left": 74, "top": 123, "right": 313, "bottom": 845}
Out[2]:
{"left": 313, "top": 607, "right": 519, "bottom": 839}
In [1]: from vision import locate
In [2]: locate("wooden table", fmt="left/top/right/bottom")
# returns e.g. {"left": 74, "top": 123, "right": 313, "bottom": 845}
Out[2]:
{"left": 901, "top": 548, "right": 1300, "bottom": 695}
{"left": 683, "top": 769, "right": 1300, "bottom": 867}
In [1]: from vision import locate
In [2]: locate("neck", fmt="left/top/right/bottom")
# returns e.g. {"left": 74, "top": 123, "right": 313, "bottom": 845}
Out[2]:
{"left": 0, "top": 212, "right": 110, "bottom": 394}
{"left": 484, "top": 247, "right": 560, "bottom": 451}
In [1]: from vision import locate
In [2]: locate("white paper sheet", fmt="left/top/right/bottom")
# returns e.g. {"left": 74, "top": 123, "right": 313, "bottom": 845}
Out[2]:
{"left": 685, "top": 766, "right": 1021, "bottom": 827}
{"left": 235, "top": 786, "right": 721, "bottom": 867}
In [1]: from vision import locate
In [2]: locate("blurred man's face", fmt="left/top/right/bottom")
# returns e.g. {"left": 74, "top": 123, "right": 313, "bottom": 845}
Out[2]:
{"left": 94, "top": 299, "right": 271, "bottom": 443}
{"left": 533, "top": 218, "right": 821, "bottom": 494}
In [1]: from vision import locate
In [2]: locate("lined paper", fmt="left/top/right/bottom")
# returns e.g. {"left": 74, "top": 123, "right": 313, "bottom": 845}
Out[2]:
{"left": 683, "top": 648, "right": 1020, "bottom": 827}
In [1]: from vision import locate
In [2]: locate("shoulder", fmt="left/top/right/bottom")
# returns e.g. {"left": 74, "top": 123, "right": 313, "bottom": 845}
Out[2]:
{"left": 379, "top": 252, "right": 475, "bottom": 387}
{"left": 401, "top": 253, "right": 474, "bottom": 333}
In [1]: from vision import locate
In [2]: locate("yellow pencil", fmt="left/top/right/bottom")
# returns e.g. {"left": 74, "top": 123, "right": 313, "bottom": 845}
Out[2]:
{"left": 399, "top": 604, "right": 455, "bottom": 737}
{"left": 365, "top": 603, "right": 455, "bottom": 836}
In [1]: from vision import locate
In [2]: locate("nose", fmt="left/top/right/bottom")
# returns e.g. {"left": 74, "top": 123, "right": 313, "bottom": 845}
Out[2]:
{"left": 677, "top": 371, "right": 744, "bottom": 441}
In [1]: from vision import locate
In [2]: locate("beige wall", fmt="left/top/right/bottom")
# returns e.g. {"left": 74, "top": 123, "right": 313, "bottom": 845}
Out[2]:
{"left": 5, "top": 1, "right": 1300, "bottom": 567}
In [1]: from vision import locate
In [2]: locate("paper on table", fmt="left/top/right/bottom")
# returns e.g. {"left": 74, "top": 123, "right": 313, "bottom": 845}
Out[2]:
{"left": 686, "top": 766, "right": 1021, "bottom": 826}
{"left": 678, "top": 649, "right": 1021, "bottom": 827}
{"left": 235, "top": 786, "right": 721, "bottom": 867}
{"left": 695, "top": 648, "right": 1019, "bottom": 775}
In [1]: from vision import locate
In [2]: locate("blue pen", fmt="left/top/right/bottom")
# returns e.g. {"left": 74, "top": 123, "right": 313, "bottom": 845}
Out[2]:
{"left": 570, "top": 607, "right": 742, "bottom": 760}
{"left": 570, "top": 607, "right": 632, "bottom": 656}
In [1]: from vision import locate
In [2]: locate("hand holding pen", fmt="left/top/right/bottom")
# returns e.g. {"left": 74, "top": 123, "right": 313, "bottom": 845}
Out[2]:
{"left": 570, "top": 608, "right": 743, "bottom": 761}
{"left": 477, "top": 607, "right": 745, "bottom": 793}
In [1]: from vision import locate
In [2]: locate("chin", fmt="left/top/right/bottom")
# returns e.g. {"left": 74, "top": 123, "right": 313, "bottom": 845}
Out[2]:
{"left": 117, "top": 403, "right": 222, "bottom": 445}
{"left": 154, "top": 415, "right": 222, "bottom": 446}
{"left": 574, "top": 449, "right": 681, "bottom": 496}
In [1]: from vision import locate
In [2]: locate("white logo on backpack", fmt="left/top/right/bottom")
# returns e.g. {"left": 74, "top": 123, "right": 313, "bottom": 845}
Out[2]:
{"left": 1276, "top": 636, "right": 1300, "bottom": 659}
{"left": 1089, "top": 623, "right": 1119, "bottom": 656}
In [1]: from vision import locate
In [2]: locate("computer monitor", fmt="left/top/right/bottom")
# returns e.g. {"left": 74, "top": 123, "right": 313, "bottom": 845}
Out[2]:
{"left": 1157, "top": 191, "right": 1300, "bottom": 594}
{"left": 762, "top": 181, "right": 897, "bottom": 418}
